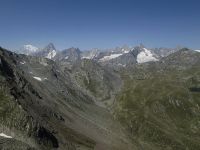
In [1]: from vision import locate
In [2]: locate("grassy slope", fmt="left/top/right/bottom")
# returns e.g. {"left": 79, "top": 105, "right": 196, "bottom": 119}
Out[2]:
{"left": 114, "top": 54, "right": 200, "bottom": 150}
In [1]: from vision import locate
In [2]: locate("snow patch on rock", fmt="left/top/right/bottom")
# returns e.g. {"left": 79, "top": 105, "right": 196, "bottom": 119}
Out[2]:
{"left": 81, "top": 56, "right": 93, "bottom": 59}
{"left": 0, "top": 133, "right": 12, "bottom": 138}
{"left": 46, "top": 50, "right": 56, "bottom": 59}
{"left": 121, "top": 48, "right": 130, "bottom": 54}
{"left": 20, "top": 61, "right": 26, "bottom": 65}
{"left": 33, "top": 76, "right": 42, "bottom": 81}
{"left": 117, "top": 63, "right": 126, "bottom": 67}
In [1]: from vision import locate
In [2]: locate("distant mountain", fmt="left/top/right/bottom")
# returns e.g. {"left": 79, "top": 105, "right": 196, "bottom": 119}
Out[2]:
{"left": 90, "top": 45, "right": 160, "bottom": 69}
{"left": 161, "top": 48, "right": 200, "bottom": 67}
{"left": 54, "top": 47, "right": 81, "bottom": 62}
{"left": 152, "top": 46, "right": 181, "bottom": 57}
{"left": 16, "top": 43, "right": 182, "bottom": 68}
{"left": 136, "top": 47, "right": 158, "bottom": 63}
{"left": 81, "top": 48, "right": 100, "bottom": 60}
{"left": 35, "top": 43, "right": 57, "bottom": 59}
{"left": 16, "top": 44, "right": 39, "bottom": 55}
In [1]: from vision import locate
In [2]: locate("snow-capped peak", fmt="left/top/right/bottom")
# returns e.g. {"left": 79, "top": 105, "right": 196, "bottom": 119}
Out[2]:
{"left": 41, "top": 43, "right": 57, "bottom": 59}
{"left": 195, "top": 50, "right": 200, "bottom": 53}
{"left": 137, "top": 48, "right": 158, "bottom": 63}
{"left": 23, "top": 45, "right": 39, "bottom": 52}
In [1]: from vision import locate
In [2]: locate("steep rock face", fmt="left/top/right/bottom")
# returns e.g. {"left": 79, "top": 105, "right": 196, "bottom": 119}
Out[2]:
{"left": 0, "top": 47, "right": 134, "bottom": 150}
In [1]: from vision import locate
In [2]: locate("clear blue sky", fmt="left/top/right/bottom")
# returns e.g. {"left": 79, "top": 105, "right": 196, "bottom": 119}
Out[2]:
{"left": 0, "top": 0, "right": 200, "bottom": 50}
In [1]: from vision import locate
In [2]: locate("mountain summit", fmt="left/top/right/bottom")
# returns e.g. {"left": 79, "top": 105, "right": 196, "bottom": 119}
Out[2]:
{"left": 35, "top": 43, "right": 57, "bottom": 59}
{"left": 44, "top": 43, "right": 56, "bottom": 51}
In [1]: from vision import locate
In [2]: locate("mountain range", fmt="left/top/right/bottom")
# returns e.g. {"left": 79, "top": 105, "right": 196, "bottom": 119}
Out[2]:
{"left": 16, "top": 43, "right": 186, "bottom": 68}
{"left": 0, "top": 44, "right": 200, "bottom": 150}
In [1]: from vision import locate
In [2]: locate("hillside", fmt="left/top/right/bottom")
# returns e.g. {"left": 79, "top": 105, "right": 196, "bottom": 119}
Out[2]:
{"left": 114, "top": 49, "right": 200, "bottom": 150}
{"left": 0, "top": 47, "right": 200, "bottom": 150}
{"left": 0, "top": 47, "right": 134, "bottom": 150}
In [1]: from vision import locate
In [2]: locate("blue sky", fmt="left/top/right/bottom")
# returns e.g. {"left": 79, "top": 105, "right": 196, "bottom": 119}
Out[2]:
{"left": 0, "top": 0, "right": 200, "bottom": 50}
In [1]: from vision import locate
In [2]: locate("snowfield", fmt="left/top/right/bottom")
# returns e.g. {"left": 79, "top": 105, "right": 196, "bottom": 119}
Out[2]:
{"left": 195, "top": 50, "right": 200, "bottom": 52}
{"left": 137, "top": 48, "right": 158, "bottom": 63}
{"left": 99, "top": 53, "right": 123, "bottom": 62}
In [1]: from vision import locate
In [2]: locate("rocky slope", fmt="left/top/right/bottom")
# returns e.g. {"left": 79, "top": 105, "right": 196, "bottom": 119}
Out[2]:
{"left": 0, "top": 47, "right": 134, "bottom": 150}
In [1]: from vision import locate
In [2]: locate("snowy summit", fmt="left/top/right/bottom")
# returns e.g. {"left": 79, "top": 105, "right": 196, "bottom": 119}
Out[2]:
{"left": 137, "top": 48, "right": 158, "bottom": 63}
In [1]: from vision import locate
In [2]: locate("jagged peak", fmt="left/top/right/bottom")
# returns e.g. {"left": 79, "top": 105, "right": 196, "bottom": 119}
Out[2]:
{"left": 44, "top": 43, "right": 56, "bottom": 51}
{"left": 65, "top": 47, "right": 81, "bottom": 53}
{"left": 139, "top": 43, "right": 145, "bottom": 49}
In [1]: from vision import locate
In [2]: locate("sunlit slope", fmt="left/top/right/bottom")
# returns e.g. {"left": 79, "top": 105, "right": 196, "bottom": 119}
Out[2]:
{"left": 114, "top": 49, "right": 200, "bottom": 150}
